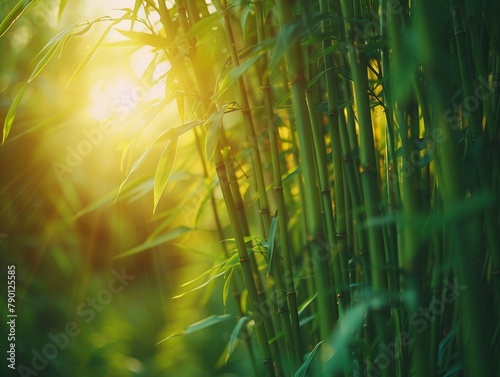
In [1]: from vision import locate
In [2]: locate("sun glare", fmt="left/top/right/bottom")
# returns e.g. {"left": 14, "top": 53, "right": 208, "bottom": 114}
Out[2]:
{"left": 89, "top": 78, "right": 138, "bottom": 120}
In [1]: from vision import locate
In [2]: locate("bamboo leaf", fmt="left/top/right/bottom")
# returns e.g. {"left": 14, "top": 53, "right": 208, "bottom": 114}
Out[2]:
{"left": 173, "top": 270, "right": 227, "bottom": 299}
{"left": 295, "top": 341, "right": 324, "bottom": 377}
{"left": 115, "top": 29, "right": 169, "bottom": 49}
{"left": 0, "top": 0, "right": 36, "bottom": 37}
{"left": 222, "top": 267, "right": 234, "bottom": 309}
{"left": 225, "top": 316, "right": 251, "bottom": 364}
{"left": 58, "top": 0, "right": 69, "bottom": 21}
{"left": 157, "top": 314, "right": 235, "bottom": 344}
{"left": 3, "top": 83, "right": 27, "bottom": 143}
{"left": 116, "top": 147, "right": 152, "bottom": 200}
{"left": 67, "top": 12, "right": 131, "bottom": 86}
{"left": 267, "top": 211, "right": 279, "bottom": 276}
{"left": 153, "top": 138, "right": 179, "bottom": 213}
{"left": 28, "top": 40, "right": 61, "bottom": 83}
{"left": 180, "top": 253, "right": 239, "bottom": 288}
{"left": 130, "top": 0, "right": 142, "bottom": 29}
{"left": 298, "top": 293, "right": 317, "bottom": 316}
{"left": 154, "top": 120, "right": 203, "bottom": 144}
{"left": 114, "top": 226, "right": 190, "bottom": 259}
{"left": 442, "top": 361, "right": 463, "bottom": 377}
{"left": 205, "top": 103, "right": 229, "bottom": 161}
{"left": 438, "top": 326, "right": 458, "bottom": 367}
{"left": 270, "top": 21, "right": 303, "bottom": 68}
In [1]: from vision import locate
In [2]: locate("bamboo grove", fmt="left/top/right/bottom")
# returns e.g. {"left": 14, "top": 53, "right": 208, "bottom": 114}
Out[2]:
{"left": 2, "top": 0, "right": 500, "bottom": 376}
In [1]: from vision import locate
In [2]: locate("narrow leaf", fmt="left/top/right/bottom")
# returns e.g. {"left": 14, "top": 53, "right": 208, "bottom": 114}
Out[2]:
{"left": 0, "top": 0, "right": 35, "bottom": 37}
{"left": 172, "top": 270, "right": 227, "bottom": 299}
{"left": 442, "top": 361, "right": 463, "bottom": 377}
{"left": 114, "top": 226, "right": 190, "bottom": 259}
{"left": 222, "top": 268, "right": 234, "bottom": 309}
{"left": 157, "top": 314, "right": 235, "bottom": 344}
{"left": 115, "top": 29, "right": 169, "bottom": 49}
{"left": 67, "top": 13, "right": 130, "bottom": 86}
{"left": 3, "top": 83, "right": 28, "bottom": 143}
{"left": 28, "top": 40, "right": 61, "bottom": 82}
{"left": 58, "top": 0, "right": 69, "bottom": 21}
{"left": 205, "top": 104, "right": 229, "bottom": 161}
{"left": 153, "top": 138, "right": 179, "bottom": 213}
{"left": 267, "top": 211, "right": 279, "bottom": 276}
{"left": 225, "top": 316, "right": 251, "bottom": 364}
{"left": 115, "top": 146, "right": 152, "bottom": 201}
{"left": 295, "top": 341, "right": 324, "bottom": 377}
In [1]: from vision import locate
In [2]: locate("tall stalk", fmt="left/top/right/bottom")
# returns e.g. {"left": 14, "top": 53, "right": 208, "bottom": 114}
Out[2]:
{"left": 275, "top": 0, "right": 336, "bottom": 341}
{"left": 255, "top": 0, "right": 302, "bottom": 369}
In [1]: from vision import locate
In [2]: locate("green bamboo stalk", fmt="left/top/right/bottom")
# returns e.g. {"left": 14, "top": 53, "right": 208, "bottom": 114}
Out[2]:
{"left": 275, "top": 0, "right": 336, "bottom": 341}
{"left": 216, "top": 149, "right": 276, "bottom": 377}
{"left": 413, "top": 1, "right": 494, "bottom": 375}
{"left": 320, "top": 0, "right": 352, "bottom": 308}
{"left": 340, "top": 0, "right": 388, "bottom": 298}
{"left": 340, "top": 107, "right": 369, "bottom": 283}
{"left": 340, "top": 2, "right": 392, "bottom": 376}
{"left": 255, "top": 0, "right": 302, "bottom": 369}
{"left": 170, "top": 1, "right": 278, "bottom": 373}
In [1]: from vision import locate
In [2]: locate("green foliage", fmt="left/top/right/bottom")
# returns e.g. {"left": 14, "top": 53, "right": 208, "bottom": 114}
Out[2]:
{"left": 2, "top": 0, "right": 500, "bottom": 376}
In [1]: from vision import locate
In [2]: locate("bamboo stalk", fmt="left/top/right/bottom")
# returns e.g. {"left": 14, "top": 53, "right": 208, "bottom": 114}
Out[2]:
{"left": 275, "top": 0, "right": 336, "bottom": 341}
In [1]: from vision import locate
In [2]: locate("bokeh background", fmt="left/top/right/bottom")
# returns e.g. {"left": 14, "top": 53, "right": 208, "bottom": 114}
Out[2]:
{"left": 0, "top": 1, "right": 242, "bottom": 376}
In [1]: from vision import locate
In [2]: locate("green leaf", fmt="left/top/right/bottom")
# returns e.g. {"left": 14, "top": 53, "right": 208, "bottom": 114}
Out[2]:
{"left": 3, "top": 83, "right": 28, "bottom": 143}
{"left": 205, "top": 103, "right": 229, "bottom": 161}
{"left": 58, "top": 0, "right": 69, "bottom": 21}
{"left": 115, "top": 29, "right": 169, "bottom": 49}
{"left": 225, "top": 316, "right": 251, "bottom": 364}
{"left": 267, "top": 211, "right": 278, "bottom": 276}
{"left": 295, "top": 341, "right": 324, "bottom": 377}
{"left": 222, "top": 268, "right": 234, "bottom": 309}
{"left": 67, "top": 12, "right": 131, "bottom": 86}
{"left": 154, "top": 120, "right": 204, "bottom": 144}
{"left": 153, "top": 138, "right": 179, "bottom": 213}
{"left": 270, "top": 21, "right": 303, "bottom": 68}
{"left": 0, "top": 0, "right": 36, "bottom": 37}
{"left": 438, "top": 326, "right": 457, "bottom": 367}
{"left": 157, "top": 314, "right": 235, "bottom": 344}
{"left": 442, "top": 361, "right": 463, "bottom": 377}
{"left": 28, "top": 40, "right": 61, "bottom": 83}
{"left": 115, "top": 146, "right": 152, "bottom": 201}
{"left": 298, "top": 293, "right": 317, "bottom": 316}
{"left": 114, "top": 226, "right": 190, "bottom": 259}
{"left": 173, "top": 270, "right": 227, "bottom": 299}
{"left": 130, "top": 0, "right": 142, "bottom": 29}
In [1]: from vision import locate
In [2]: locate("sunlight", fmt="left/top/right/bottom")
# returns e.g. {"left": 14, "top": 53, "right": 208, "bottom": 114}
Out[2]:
{"left": 89, "top": 77, "right": 138, "bottom": 121}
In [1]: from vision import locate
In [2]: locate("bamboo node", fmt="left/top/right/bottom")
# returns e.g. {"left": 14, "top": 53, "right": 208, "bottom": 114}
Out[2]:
{"left": 274, "top": 185, "right": 283, "bottom": 192}
{"left": 239, "top": 256, "right": 250, "bottom": 264}
{"left": 277, "top": 306, "right": 289, "bottom": 314}
{"left": 259, "top": 208, "right": 270, "bottom": 215}
{"left": 359, "top": 164, "right": 376, "bottom": 174}
{"left": 321, "top": 188, "right": 331, "bottom": 195}
{"left": 336, "top": 232, "right": 347, "bottom": 239}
